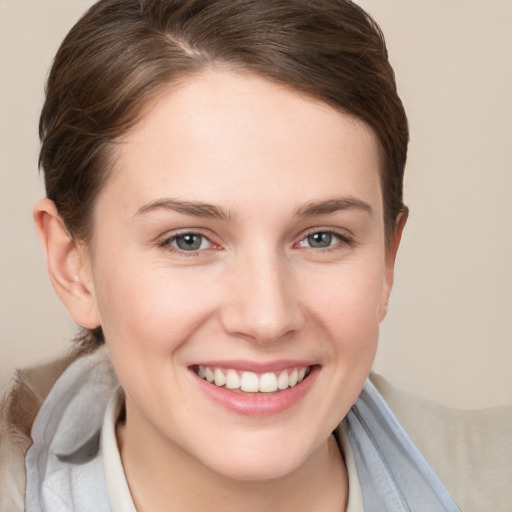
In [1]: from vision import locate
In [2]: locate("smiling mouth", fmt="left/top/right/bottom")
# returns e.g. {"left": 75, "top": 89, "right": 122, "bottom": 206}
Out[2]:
{"left": 191, "top": 365, "right": 313, "bottom": 393}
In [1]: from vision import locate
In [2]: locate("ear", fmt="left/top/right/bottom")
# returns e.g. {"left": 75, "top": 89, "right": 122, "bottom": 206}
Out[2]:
{"left": 33, "top": 198, "right": 101, "bottom": 329}
{"left": 379, "top": 208, "right": 408, "bottom": 322}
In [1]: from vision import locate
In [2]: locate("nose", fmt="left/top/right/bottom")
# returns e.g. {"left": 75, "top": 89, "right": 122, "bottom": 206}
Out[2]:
{"left": 220, "top": 251, "right": 304, "bottom": 344}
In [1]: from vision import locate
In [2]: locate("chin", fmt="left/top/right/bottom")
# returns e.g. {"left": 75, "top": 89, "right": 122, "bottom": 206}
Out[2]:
{"left": 192, "top": 430, "right": 318, "bottom": 482}
{"left": 208, "top": 455, "right": 305, "bottom": 482}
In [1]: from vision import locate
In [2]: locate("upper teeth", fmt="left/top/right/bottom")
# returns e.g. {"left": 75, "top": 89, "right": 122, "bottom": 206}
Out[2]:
{"left": 196, "top": 366, "right": 309, "bottom": 393}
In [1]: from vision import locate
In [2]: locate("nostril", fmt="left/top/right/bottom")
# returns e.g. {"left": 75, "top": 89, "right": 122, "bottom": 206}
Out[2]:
{"left": 219, "top": 262, "right": 304, "bottom": 342}
{"left": 220, "top": 307, "right": 303, "bottom": 345}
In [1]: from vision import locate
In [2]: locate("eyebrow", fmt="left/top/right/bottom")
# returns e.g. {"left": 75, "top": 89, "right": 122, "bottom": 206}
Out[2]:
{"left": 294, "top": 197, "right": 373, "bottom": 217}
{"left": 134, "top": 198, "right": 233, "bottom": 221}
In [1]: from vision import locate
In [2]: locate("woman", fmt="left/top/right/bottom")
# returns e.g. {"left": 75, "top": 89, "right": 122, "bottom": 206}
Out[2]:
{"left": 1, "top": 1, "right": 510, "bottom": 511}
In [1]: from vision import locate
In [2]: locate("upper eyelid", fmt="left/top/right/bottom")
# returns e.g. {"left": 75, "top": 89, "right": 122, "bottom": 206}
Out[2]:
{"left": 158, "top": 232, "right": 218, "bottom": 257}
{"left": 294, "top": 229, "right": 353, "bottom": 251}
{"left": 160, "top": 228, "right": 214, "bottom": 243}
{"left": 298, "top": 227, "right": 352, "bottom": 241}
{"left": 158, "top": 230, "right": 215, "bottom": 250}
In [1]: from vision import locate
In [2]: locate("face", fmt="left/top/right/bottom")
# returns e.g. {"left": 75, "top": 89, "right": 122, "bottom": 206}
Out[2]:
{"left": 84, "top": 69, "right": 395, "bottom": 480}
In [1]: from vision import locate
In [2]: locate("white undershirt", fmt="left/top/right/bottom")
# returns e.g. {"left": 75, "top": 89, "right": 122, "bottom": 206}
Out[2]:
{"left": 101, "top": 387, "right": 364, "bottom": 512}
{"left": 102, "top": 387, "right": 137, "bottom": 512}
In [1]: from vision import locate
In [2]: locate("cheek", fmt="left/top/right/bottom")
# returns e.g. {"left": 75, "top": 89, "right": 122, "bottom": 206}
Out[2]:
{"left": 302, "top": 261, "right": 384, "bottom": 352}
{"left": 93, "top": 258, "right": 220, "bottom": 355}
{"left": 305, "top": 265, "right": 385, "bottom": 328}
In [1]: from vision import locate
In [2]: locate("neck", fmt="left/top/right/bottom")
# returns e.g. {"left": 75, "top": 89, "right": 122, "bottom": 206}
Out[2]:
{"left": 116, "top": 399, "right": 348, "bottom": 512}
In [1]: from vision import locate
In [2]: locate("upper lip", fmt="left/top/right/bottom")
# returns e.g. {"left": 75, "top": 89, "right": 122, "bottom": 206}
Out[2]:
{"left": 189, "top": 359, "right": 316, "bottom": 373}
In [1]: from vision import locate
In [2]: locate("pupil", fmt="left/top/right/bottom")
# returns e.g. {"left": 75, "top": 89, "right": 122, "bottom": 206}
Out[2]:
{"left": 177, "top": 234, "right": 202, "bottom": 250}
{"left": 308, "top": 232, "right": 331, "bottom": 248}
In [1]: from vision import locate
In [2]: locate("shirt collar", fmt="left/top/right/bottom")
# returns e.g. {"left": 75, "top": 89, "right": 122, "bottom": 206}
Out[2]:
{"left": 102, "top": 387, "right": 137, "bottom": 512}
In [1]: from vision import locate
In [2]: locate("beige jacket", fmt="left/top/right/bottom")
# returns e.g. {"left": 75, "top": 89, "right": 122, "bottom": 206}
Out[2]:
{"left": 1, "top": 353, "right": 511, "bottom": 511}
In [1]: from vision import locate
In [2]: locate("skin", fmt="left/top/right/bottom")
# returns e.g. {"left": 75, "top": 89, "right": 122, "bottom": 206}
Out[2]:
{"left": 35, "top": 69, "right": 405, "bottom": 511}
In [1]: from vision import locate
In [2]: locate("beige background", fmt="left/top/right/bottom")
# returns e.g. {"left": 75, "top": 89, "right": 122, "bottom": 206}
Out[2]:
{"left": 1, "top": 0, "right": 511, "bottom": 409}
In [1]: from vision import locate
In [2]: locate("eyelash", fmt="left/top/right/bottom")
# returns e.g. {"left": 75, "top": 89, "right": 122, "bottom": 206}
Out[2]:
{"left": 296, "top": 229, "right": 352, "bottom": 252}
{"left": 158, "top": 231, "right": 216, "bottom": 257}
{"left": 158, "top": 229, "right": 352, "bottom": 256}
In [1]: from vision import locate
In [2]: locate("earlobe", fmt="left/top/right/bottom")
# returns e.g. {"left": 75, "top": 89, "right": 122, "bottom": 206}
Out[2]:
{"left": 33, "top": 198, "right": 101, "bottom": 329}
{"left": 379, "top": 208, "right": 409, "bottom": 322}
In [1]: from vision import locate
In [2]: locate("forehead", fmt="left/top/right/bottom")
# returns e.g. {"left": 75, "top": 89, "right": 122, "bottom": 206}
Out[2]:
{"left": 102, "top": 69, "right": 382, "bottom": 216}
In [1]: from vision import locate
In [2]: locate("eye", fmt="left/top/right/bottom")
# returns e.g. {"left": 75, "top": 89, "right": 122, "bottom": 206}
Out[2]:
{"left": 161, "top": 232, "right": 213, "bottom": 253}
{"left": 297, "top": 230, "right": 349, "bottom": 249}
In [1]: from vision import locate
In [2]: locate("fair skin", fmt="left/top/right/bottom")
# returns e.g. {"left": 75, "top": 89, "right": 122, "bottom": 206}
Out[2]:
{"left": 35, "top": 70, "right": 405, "bottom": 511}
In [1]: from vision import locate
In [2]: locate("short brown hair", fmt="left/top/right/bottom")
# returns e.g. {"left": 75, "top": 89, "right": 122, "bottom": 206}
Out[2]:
{"left": 39, "top": 0, "right": 409, "bottom": 351}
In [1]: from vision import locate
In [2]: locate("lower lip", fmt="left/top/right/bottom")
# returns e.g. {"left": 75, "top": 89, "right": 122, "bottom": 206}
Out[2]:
{"left": 191, "top": 366, "right": 319, "bottom": 417}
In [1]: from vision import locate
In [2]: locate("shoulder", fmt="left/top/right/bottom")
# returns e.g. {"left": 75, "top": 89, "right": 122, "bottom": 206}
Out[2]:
{"left": 0, "top": 352, "right": 79, "bottom": 511}
{"left": 370, "top": 373, "right": 512, "bottom": 512}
